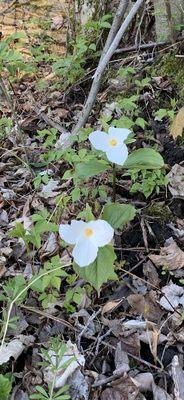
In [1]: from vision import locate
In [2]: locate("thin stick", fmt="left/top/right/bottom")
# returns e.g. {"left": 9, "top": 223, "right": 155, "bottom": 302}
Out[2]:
{"left": 0, "top": 262, "right": 71, "bottom": 351}
{"left": 72, "top": 0, "right": 144, "bottom": 135}
{"left": 115, "top": 36, "right": 184, "bottom": 53}
{"left": 20, "top": 305, "right": 75, "bottom": 331}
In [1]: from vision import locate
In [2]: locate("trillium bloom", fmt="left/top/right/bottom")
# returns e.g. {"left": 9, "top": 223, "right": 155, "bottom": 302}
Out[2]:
{"left": 89, "top": 127, "right": 130, "bottom": 166}
{"left": 59, "top": 219, "right": 114, "bottom": 267}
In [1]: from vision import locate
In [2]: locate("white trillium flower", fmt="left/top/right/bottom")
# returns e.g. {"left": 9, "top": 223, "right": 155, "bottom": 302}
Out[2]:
{"left": 59, "top": 219, "right": 114, "bottom": 267}
{"left": 89, "top": 127, "right": 131, "bottom": 166}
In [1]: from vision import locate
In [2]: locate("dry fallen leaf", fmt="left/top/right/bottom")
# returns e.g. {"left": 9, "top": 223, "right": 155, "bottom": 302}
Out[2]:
{"left": 102, "top": 299, "right": 124, "bottom": 314}
{"left": 167, "top": 164, "right": 184, "bottom": 198}
{"left": 39, "top": 232, "right": 59, "bottom": 261}
{"left": 170, "top": 107, "right": 184, "bottom": 138}
{"left": 0, "top": 255, "right": 6, "bottom": 278}
{"left": 134, "top": 372, "right": 172, "bottom": 399}
{"left": 40, "top": 179, "right": 60, "bottom": 198}
{"left": 51, "top": 16, "right": 63, "bottom": 30}
{"left": 101, "top": 376, "right": 146, "bottom": 400}
{"left": 160, "top": 283, "right": 184, "bottom": 311}
{"left": 127, "top": 291, "right": 163, "bottom": 323}
{"left": 114, "top": 342, "right": 130, "bottom": 373}
{"left": 172, "top": 355, "right": 184, "bottom": 400}
{"left": 43, "top": 340, "right": 85, "bottom": 388}
{"left": 0, "top": 335, "right": 34, "bottom": 365}
{"left": 149, "top": 238, "right": 184, "bottom": 270}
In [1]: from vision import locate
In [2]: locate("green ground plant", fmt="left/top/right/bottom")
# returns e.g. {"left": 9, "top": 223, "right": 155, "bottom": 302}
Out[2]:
{"left": 30, "top": 337, "right": 72, "bottom": 400}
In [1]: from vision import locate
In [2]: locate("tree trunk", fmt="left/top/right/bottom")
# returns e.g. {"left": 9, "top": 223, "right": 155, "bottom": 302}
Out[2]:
{"left": 154, "top": 0, "right": 184, "bottom": 41}
{"left": 75, "top": 0, "right": 108, "bottom": 25}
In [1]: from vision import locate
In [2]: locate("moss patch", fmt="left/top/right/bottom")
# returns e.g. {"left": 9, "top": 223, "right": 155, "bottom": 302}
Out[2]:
{"left": 145, "top": 203, "right": 173, "bottom": 223}
{"left": 157, "top": 53, "right": 184, "bottom": 102}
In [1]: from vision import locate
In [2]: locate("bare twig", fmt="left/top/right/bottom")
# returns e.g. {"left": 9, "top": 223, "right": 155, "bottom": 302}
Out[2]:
{"left": 92, "top": 350, "right": 164, "bottom": 387}
{"left": 115, "top": 36, "right": 184, "bottom": 53}
{"left": 100, "top": 0, "right": 129, "bottom": 60}
{"left": 33, "top": 102, "right": 68, "bottom": 135}
{"left": 21, "top": 305, "right": 75, "bottom": 331}
{"left": 72, "top": 0, "right": 144, "bottom": 135}
{"left": 77, "top": 309, "right": 101, "bottom": 350}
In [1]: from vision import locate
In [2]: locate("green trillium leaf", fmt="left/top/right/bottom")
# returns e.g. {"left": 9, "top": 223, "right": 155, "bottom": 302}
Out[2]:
{"left": 75, "top": 159, "right": 109, "bottom": 179}
{"left": 123, "top": 148, "right": 164, "bottom": 170}
{"left": 102, "top": 203, "right": 136, "bottom": 229}
{"left": 73, "top": 245, "right": 117, "bottom": 292}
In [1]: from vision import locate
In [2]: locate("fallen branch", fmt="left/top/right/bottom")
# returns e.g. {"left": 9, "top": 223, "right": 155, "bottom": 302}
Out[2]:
{"left": 115, "top": 36, "right": 184, "bottom": 54}
{"left": 72, "top": 0, "right": 144, "bottom": 135}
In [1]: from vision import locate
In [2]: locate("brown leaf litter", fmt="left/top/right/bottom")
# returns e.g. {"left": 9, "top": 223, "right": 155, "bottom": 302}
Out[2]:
{"left": 149, "top": 237, "right": 184, "bottom": 270}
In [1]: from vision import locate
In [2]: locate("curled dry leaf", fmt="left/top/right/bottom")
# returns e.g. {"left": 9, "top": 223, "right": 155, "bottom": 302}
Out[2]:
{"left": 172, "top": 355, "right": 184, "bottom": 400}
{"left": 149, "top": 238, "right": 184, "bottom": 270}
{"left": 40, "top": 179, "right": 60, "bottom": 198}
{"left": 160, "top": 283, "right": 184, "bottom": 312}
{"left": 170, "top": 107, "right": 184, "bottom": 138}
{"left": 51, "top": 16, "right": 63, "bottom": 30}
{"left": 167, "top": 164, "right": 184, "bottom": 198}
{"left": 43, "top": 340, "right": 85, "bottom": 388}
{"left": 102, "top": 299, "right": 124, "bottom": 315}
{"left": 127, "top": 291, "right": 163, "bottom": 323}
{"left": 101, "top": 376, "right": 146, "bottom": 400}
{"left": 67, "top": 369, "right": 89, "bottom": 400}
{"left": 134, "top": 372, "right": 172, "bottom": 399}
{"left": 39, "top": 232, "right": 59, "bottom": 260}
{"left": 11, "top": 388, "right": 29, "bottom": 400}
{"left": 114, "top": 342, "right": 130, "bottom": 373}
{"left": 0, "top": 255, "right": 6, "bottom": 277}
{"left": 0, "top": 335, "right": 34, "bottom": 365}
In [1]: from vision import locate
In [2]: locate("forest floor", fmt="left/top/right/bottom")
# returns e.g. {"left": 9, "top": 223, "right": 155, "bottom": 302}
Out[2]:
{"left": 0, "top": 27, "right": 184, "bottom": 400}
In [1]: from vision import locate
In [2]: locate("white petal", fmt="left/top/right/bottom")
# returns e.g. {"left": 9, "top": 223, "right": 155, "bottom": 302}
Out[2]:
{"left": 72, "top": 237, "right": 98, "bottom": 267}
{"left": 106, "top": 144, "right": 128, "bottom": 166}
{"left": 108, "top": 127, "right": 131, "bottom": 144}
{"left": 59, "top": 220, "right": 86, "bottom": 245}
{"left": 87, "top": 219, "right": 114, "bottom": 247}
{"left": 88, "top": 131, "right": 109, "bottom": 151}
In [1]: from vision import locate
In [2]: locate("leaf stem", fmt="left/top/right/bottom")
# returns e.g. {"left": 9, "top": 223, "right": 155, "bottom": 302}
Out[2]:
{"left": 112, "top": 163, "right": 116, "bottom": 203}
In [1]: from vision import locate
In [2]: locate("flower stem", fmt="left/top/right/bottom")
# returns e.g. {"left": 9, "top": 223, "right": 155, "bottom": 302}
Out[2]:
{"left": 112, "top": 163, "right": 116, "bottom": 203}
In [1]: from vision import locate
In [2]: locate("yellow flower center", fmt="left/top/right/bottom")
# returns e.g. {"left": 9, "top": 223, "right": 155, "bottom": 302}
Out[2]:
{"left": 84, "top": 228, "right": 93, "bottom": 237}
{"left": 109, "top": 138, "right": 118, "bottom": 147}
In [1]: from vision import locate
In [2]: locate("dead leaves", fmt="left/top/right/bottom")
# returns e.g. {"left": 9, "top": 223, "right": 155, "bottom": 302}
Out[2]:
{"left": 170, "top": 107, "right": 184, "bottom": 138}
{"left": 101, "top": 376, "right": 146, "bottom": 400}
{"left": 149, "top": 238, "right": 184, "bottom": 270}
{"left": 102, "top": 299, "right": 124, "bottom": 315}
{"left": 167, "top": 164, "right": 184, "bottom": 198}
{"left": 160, "top": 283, "right": 184, "bottom": 311}
{"left": 127, "top": 291, "right": 163, "bottom": 323}
{"left": 0, "top": 335, "right": 34, "bottom": 365}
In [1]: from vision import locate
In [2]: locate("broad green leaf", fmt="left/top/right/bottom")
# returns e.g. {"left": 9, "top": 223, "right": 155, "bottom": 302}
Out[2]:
{"left": 0, "top": 374, "right": 12, "bottom": 400}
{"left": 75, "top": 160, "right": 109, "bottom": 179}
{"left": 123, "top": 148, "right": 164, "bottom": 170}
{"left": 73, "top": 245, "right": 117, "bottom": 292}
{"left": 34, "top": 386, "right": 49, "bottom": 397}
{"left": 71, "top": 187, "right": 81, "bottom": 202}
{"left": 135, "top": 117, "right": 147, "bottom": 129}
{"left": 102, "top": 203, "right": 136, "bottom": 229}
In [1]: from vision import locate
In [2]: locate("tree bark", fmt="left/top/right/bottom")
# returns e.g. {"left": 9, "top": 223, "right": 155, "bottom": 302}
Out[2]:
{"left": 153, "top": 0, "right": 184, "bottom": 41}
